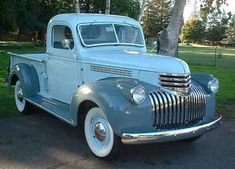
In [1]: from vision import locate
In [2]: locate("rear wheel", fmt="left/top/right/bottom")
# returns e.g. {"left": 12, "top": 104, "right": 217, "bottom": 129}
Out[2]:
{"left": 84, "top": 107, "right": 119, "bottom": 159}
{"left": 14, "top": 81, "right": 33, "bottom": 114}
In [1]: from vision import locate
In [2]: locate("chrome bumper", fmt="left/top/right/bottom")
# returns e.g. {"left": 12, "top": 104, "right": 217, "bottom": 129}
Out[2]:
{"left": 121, "top": 116, "right": 222, "bottom": 144}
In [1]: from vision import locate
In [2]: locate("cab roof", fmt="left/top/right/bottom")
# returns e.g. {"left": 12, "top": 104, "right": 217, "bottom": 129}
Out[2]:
{"left": 50, "top": 13, "right": 140, "bottom": 26}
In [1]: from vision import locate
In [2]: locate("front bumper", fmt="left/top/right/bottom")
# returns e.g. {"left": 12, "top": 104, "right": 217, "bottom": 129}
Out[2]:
{"left": 121, "top": 116, "right": 222, "bottom": 144}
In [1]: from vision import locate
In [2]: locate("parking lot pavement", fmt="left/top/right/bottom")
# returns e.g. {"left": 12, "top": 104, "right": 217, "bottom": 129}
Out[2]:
{"left": 0, "top": 111, "right": 234, "bottom": 169}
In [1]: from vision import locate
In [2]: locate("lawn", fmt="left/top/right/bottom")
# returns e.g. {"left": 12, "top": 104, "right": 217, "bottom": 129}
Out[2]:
{"left": 0, "top": 41, "right": 235, "bottom": 118}
{"left": 0, "top": 41, "right": 45, "bottom": 118}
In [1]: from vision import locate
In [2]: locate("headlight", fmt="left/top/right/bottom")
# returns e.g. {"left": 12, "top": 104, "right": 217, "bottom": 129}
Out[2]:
{"left": 130, "top": 86, "right": 146, "bottom": 104}
{"left": 208, "top": 78, "right": 219, "bottom": 93}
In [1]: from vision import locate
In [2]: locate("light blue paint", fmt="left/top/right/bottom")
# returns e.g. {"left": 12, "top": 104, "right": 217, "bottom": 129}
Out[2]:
{"left": 8, "top": 13, "right": 220, "bottom": 142}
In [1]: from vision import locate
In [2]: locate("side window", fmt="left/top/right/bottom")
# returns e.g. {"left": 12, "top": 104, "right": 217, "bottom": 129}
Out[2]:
{"left": 52, "top": 25, "right": 74, "bottom": 49}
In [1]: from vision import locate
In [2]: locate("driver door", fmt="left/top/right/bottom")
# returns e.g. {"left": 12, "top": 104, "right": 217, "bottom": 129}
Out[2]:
{"left": 47, "top": 24, "right": 79, "bottom": 104}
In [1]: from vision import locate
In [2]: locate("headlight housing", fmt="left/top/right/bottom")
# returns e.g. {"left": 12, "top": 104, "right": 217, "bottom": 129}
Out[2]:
{"left": 130, "top": 86, "right": 146, "bottom": 104}
{"left": 208, "top": 78, "right": 219, "bottom": 93}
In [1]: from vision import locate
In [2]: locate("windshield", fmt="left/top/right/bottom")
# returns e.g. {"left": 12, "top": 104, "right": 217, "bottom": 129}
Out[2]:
{"left": 78, "top": 23, "right": 144, "bottom": 47}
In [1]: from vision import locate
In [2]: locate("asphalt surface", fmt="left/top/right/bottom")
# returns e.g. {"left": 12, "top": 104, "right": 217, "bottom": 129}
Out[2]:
{"left": 0, "top": 111, "right": 234, "bottom": 169}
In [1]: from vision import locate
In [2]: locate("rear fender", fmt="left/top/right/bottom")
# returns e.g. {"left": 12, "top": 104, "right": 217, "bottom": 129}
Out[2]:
{"left": 8, "top": 63, "right": 39, "bottom": 97}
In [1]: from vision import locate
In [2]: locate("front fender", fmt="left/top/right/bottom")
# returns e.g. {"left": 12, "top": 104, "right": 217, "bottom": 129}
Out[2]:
{"left": 192, "top": 73, "right": 217, "bottom": 121}
{"left": 8, "top": 63, "right": 39, "bottom": 98}
{"left": 70, "top": 78, "right": 155, "bottom": 136}
{"left": 191, "top": 73, "right": 215, "bottom": 94}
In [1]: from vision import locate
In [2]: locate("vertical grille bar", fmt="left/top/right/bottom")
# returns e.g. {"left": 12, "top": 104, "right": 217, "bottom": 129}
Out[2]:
{"left": 176, "top": 96, "right": 181, "bottom": 124}
{"left": 170, "top": 94, "right": 176, "bottom": 124}
{"left": 185, "top": 96, "right": 189, "bottom": 123}
{"left": 149, "top": 85, "right": 206, "bottom": 130}
{"left": 165, "top": 93, "right": 173, "bottom": 124}
{"left": 153, "top": 93, "right": 160, "bottom": 126}
{"left": 157, "top": 92, "right": 164, "bottom": 126}
{"left": 149, "top": 93, "right": 156, "bottom": 126}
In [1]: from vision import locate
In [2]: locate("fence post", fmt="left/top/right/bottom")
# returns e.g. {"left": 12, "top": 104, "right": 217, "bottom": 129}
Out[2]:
{"left": 214, "top": 46, "right": 217, "bottom": 67}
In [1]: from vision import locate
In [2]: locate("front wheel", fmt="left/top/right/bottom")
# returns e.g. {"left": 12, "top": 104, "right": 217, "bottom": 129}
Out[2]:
{"left": 15, "top": 81, "right": 33, "bottom": 114}
{"left": 84, "top": 107, "right": 119, "bottom": 159}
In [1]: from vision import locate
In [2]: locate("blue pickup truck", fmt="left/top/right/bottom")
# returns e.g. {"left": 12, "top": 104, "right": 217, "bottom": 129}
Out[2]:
{"left": 8, "top": 13, "right": 221, "bottom": 158}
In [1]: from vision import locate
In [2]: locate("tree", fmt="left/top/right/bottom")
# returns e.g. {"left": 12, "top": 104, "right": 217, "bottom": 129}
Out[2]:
{"left": 182, "top": 17, "right": 205, "bottom": 43}
{"left": 105, "top": 0, "right": 111, "bottom": 14}
{"left": 0, "top": 0, "right": 17, "bottom": 34}
{"left": 142, "top": 0, "right": 172, "bottom": 39}
{"left": 206, "top": 10, "right": 231, "bottom": 43}
{"left": 158, "top": 0, "right": 227, "bottom": 56}
{"left": 85, "top": 0, "right": 139, "bottom": 19}
{"left": 200, "top": 0, "right": 227, "bottom": 22}
{"left": 110, "top": 0, "right": 140, "bottom": 19}
{"left": 159, "top": 0, "right": 186, "bottom": 56}
{"left": 222, "top": 14, "right": 235, "bottom": 45}
{"left": 75, "top": 0, "right": 80, "bottom": 13}
{"left": 138, "top": 0, "right": 147, "bottom": 22}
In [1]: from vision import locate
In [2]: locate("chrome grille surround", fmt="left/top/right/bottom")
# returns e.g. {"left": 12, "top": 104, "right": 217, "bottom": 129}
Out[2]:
{"left": 149, "top": 85, "right": 206, "bottom": 130}
{"left": 159, "top": 73, "right": 191, "bottom": 96}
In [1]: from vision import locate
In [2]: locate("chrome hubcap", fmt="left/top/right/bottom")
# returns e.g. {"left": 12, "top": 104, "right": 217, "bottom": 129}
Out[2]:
{"left": 94, "top": 122, "right": 106, "bottom": 142}
{"left": 17, "top": 88, "right": 23, "bottom": 102}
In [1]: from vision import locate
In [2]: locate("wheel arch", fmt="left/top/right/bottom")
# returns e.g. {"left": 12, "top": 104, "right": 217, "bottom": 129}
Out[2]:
{"left": 8, "top": 63, "right": 40, "bottom": 98}
{"left": 70, "top": 78, "right": 154, "bottom": 136}
{"left": 9, "top": 74, "right": 19, "bottom": 85}
{"left": 77, "top": 100, "right": 98, "bottom": 124}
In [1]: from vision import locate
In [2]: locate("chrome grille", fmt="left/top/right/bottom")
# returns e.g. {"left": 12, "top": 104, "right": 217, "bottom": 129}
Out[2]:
{"left": 159, "top": 73, "right": 191, "bottom": 96}
{"left": 91, "top": 65, "right": 132, "bottom": 77}
{"left": 149, "top": 86, "right": 206, "bottom": 129}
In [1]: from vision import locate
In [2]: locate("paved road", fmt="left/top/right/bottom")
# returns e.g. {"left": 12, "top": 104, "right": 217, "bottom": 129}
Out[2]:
{"left": 0, "top": 111, "right": 234, "bottom": 169}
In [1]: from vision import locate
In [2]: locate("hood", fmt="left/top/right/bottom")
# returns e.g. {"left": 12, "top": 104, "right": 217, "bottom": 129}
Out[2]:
{"left": 82, "top": 49, "right": 190, "bottom": 74}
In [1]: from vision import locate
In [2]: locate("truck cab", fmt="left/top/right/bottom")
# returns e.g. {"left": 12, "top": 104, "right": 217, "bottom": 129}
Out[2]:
{"left": 8, "top": 13, "right": 221, "bottom": 158}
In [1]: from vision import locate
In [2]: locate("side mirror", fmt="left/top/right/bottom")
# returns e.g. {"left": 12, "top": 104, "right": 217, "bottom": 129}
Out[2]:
{"left": 61, "top": 39, "right": 70, "bottom": 49}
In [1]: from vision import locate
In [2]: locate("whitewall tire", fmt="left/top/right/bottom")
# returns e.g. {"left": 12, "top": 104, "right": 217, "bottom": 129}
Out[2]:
{"left": 14, "top": 81, "right": 32, "bottom": 114}
{"left": 84, "top": 107, "right": 119, "bottom": 158}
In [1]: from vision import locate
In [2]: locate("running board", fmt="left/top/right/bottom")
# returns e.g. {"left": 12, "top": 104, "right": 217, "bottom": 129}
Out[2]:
{"left": 24, "top": 94, "right": 76, "bottom": 126}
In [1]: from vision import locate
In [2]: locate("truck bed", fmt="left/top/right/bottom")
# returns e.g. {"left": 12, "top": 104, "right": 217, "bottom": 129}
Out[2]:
{"left": 8, "top": 52, "right": 48, "bottom": 97}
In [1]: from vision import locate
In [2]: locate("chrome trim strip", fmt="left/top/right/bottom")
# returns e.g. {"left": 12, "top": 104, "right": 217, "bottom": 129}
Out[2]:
{"left": 160, "top": 73, "right": 191, "bottom": 77}
{"left": 160, "top": 81, "right": 191, "bottom": 87}
{"left": 159, "top": 76, "right": 191, "bottom": 82}
{"left": 121, "top": 116, "right": 222, "bottom": 144}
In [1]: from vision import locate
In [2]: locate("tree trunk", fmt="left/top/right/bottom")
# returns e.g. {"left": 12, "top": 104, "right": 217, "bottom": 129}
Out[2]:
{"left": 85, "top": 0, "right": 90, "bottom": 13}
{"left": 138, "top": 0, "right": 146, "bottom": 22}
{"left": 75, "top": 0, "right": 80, "bottom": 13}
{"left": 105, "top": 0, "right": 111, "bottom": 14}
{"left": 159, "top": 0, "right": 186, "bottom": 56}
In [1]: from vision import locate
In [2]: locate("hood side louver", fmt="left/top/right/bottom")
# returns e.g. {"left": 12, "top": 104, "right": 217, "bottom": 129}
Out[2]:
{"left": 90, "top": 65, "right": 132, "bottom": 77}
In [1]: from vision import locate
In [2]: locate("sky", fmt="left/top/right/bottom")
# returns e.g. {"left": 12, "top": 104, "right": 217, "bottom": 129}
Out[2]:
{"left": 184, "top": 0, "right": 235, "bottom": 20}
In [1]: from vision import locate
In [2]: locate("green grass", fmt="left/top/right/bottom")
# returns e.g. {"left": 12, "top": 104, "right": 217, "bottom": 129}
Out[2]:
{"left": 0, "top": 42, "right": 235, "bottom": 118}
{"left": 178, "top": 45, "right": 235, "bottom": 69}
{"left": 190, "top": 66, "right": 235, "bottom": 117}
{"left": 0, "top": 41, "right": 45, "bottom": 118}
